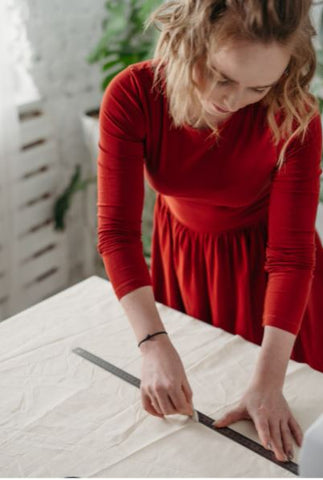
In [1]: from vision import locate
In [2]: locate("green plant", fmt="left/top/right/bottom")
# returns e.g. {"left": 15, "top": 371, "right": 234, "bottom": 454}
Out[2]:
{"left": 54, "top": 165, "right": 96, "bottom": 231}
{"left": 87, "top": 0, "right": 161, "bottom": 91}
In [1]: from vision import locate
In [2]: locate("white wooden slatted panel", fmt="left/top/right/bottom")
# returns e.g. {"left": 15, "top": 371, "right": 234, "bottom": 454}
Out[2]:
{"left": 12, "top": 198, "right": 55, "bottom": 237}
{"left": 16, "top": 223, "right": 61, "bottom": 262}
{"left": 14, "top": 140, "right": 57, "bottom": 178}
{"left": 0, "top": 98, "right": 69, "bottom": 320}
{"left": 0, "top": 245, "right": 4, "bottom": 273}
{"left": 0, "top": 299, "right": 5, "bottom": 320}
{"left": 0, "top": 271, "right": 9, "bottom": 307}
{"left": 0, "top": 174, "right": 12, "bottom": 321}
{"left": 19, "top": 111, "right": 52, "bottom": 149}
{"left": 20, "top": 268, "right": 66, "bottom": 311}
{"left": 13, "top": 167, "right": 58, "bottom": 208}
{"left": 19, "top": 246, "right": 64, "bottom": 286}
{"left": 8, "top": 223, "right": 67, "bottom": 316}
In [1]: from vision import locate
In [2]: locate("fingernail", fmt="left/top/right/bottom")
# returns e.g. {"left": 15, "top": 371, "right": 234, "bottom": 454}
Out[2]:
{"left": 267, "top": 442, "right": 272, "bottom": 450}
{"left": 287, "top": 451, "right": 294, "bottom": 461}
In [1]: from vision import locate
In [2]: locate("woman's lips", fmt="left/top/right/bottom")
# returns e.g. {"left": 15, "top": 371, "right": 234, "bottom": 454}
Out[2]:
{"left": 213, "top": 103, "right": 232, "bottom": 113}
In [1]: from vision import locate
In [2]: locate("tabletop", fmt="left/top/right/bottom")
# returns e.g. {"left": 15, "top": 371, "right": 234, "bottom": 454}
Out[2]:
{"left": 0, "top": 275, "right": 323, "bottom": 477}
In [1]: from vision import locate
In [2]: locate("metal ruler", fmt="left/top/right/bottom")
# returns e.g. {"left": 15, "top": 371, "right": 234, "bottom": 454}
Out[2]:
{"left": 72, "top": 347, "right": 298, "bottom": 476}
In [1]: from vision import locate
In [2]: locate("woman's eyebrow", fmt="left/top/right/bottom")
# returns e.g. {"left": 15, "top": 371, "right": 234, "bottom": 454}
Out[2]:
{"left": 210, "top": 65, "right": 278, "bottom": 88}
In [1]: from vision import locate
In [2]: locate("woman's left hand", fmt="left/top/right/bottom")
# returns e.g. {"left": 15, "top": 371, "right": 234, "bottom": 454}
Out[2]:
{"left": 212, "top": 384, "right": 303, "bottom": 463}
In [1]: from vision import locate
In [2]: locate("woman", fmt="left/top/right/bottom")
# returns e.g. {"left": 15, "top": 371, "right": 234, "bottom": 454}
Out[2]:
{"left": 96, "top": 0, "right": 323, "bottom": 464}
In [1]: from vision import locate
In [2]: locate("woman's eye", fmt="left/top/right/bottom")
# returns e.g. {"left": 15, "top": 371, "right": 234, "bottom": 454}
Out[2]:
{"left": 217, "top": 80, "right": 267, "bottom": 94}
{"left": 253, "top": 88, "right": 267, "bottom": 94}
{"left": 217, "top": 79, "right": 230, "bottom": 86}
{"left": 211, "top": 73, "right": 269, "bottom": 94}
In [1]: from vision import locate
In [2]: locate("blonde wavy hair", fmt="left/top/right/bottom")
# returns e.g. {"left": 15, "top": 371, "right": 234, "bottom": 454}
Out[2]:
{"left": 144, "top": 0, "right": 319, "bottom": 170}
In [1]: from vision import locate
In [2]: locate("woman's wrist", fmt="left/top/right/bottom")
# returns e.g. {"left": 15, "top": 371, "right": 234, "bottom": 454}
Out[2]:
{"left": 137, "top": 330, "right": 168, "bottom": 348}
{"left": 249, "top": 372, "right": 284, "bottom": 391}
{"left": 249, "top": 326, "right": 296, "bottom": 390}
{"left": 139, "top": 332, "right": 172, "bottom": 355}
{"left": 250, "top": 350, "right": 285, "bottom": 390}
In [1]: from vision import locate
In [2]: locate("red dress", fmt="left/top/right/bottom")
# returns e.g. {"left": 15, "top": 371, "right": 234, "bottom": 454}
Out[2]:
{"left": 97, "top": 59, "right": 323, "bottom": 373}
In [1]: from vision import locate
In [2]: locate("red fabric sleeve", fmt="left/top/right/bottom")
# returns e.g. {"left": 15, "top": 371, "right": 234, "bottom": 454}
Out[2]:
{"left": 262, "top": 113, "right": 322, "bottom": 334}
{"left": 96, "top": 66, "right": 152, "bottom": 300}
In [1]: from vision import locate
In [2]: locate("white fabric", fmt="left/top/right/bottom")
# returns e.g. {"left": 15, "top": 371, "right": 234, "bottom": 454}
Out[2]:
{"left": 0, "top": 275, "right": 323, "bottom": 477}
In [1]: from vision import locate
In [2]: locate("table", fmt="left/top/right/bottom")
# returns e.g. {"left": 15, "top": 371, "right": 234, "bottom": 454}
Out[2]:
{"left": 1, "top": 275, "right": 323, "bottom": 477}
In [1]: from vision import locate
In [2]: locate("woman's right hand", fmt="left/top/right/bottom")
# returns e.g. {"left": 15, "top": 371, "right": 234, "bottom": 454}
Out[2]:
{"left": 139, "top": 334, "right": 194, "bottom": 418}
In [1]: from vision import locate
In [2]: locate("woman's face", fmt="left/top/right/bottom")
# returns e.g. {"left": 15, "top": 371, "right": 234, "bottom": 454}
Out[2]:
{"left": 193, "top": 39, "right": 291, "bottom": 120}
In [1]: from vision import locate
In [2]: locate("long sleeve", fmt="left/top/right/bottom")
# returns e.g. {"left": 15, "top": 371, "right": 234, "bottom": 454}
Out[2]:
{"left": 96, "top": 66, "right": 152, "bottom": 300}
{"left": 262, "top": 112, "right": 322, "bottom": 335}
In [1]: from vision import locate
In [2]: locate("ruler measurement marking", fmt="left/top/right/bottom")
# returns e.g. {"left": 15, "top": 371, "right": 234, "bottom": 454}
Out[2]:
{"left": 72, "top": 347, "right": 298, "bottom": 476}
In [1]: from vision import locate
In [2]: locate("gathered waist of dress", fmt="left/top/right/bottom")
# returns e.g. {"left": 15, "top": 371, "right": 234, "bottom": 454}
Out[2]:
{"left": 160, "top": 194, "right": 269, "bottom": 234}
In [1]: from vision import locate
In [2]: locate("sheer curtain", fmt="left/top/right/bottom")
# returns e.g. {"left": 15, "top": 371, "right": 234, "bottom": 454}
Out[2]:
{"left": 0, "top": 0, "right": 21, "bottom": 319}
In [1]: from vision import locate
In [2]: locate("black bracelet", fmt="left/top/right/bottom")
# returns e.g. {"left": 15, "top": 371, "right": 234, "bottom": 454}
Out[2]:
{"left": 137, "top": 330, "right": 168, "bottom": 348}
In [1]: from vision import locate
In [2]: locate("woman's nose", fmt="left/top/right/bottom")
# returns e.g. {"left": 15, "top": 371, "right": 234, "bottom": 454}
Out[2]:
{"left": 223, "top": 98, "right": 240, "bottom": 112}
{"left": 222, "top": 91, "right": 243, "bottom": 112}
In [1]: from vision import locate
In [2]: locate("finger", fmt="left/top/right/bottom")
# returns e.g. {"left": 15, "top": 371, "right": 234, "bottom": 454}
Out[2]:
{"left": 169, "top": 385, "right": 193, "bottom": 415}
{"left": 182, "top": 379, "right": 194, "bottom": 407}
{"left": 214, "top": 407, "right": 245, "bottom": 427}
{"left": 288, "top": 416, "right": 303, "bottom": 448}
{"left": 141, "top": 390, "right": 164, "bottom": 418}
{"left": 269, "top": 420, "right": 288, "bottom": 462}
{"left": 280, "top": 420, "right": 294, "bottom": 461}
{"left": 253, "top": 416, "right": 271, "bottom": 451}
{"left": 155, "top": 390, "right": 178, "bottom": 415}
{"left": 152, "top": 393, "right": 169, "bottom": 415}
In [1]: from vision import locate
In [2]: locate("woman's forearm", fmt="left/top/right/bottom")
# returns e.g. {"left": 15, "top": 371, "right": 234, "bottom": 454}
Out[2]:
{"left": 250, "top": 326, "right": 297, "bottom": 390}
{"left": 119, "top": 285, "right": 170, "bottom": 352}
